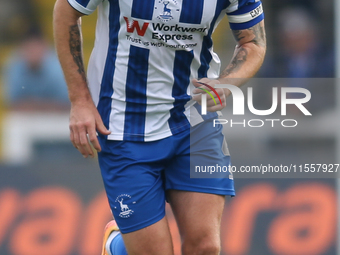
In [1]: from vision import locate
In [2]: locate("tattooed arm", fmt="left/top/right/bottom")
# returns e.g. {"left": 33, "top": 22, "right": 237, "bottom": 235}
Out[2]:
{"left": 192, "top": 20, "right": 266, "bottom": 111}
{"left": 53, "top": 0, "right": 110, "bottom": 158}
{"left": 53, "top": 0, "right": 88, "bottom": 102}
{"left": 218, "top": 20, "right": 267, "bottom": 94}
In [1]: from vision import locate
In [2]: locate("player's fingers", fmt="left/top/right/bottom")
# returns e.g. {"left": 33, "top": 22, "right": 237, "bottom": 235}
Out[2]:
{"left": 206, "top": 99, "right": 221, "bottom": 108}
{"left": 192, "top": 93, "right": 202, "bottom": 103}
{"left": 70, "top": 124, "right": 82, "bottom": 149}
{"left": 206, "top": 88, "right": 225, "bottom": 105}
{"left": 78, "top": 129, "right": 94, "bottom": 158}
{"left": 193, "top": 87, "right": 206, "bottom": 95}
{"left": 206, "top": 100, "right": 226, "bottom": 109}
{"left": 193, "top": 95, "right": 220, "bottom": 106}
{"left": 206, "top": 98, "right": 218, "bottom": 107}
{"left": 207, "top": 104, "right": 225, "bottom": 112}
{"left": 192, "top": 79, "right": 211, "bottom": 95}
{"left": 202, "top": 92, "right": 226, "bottom": 112}
{"left": 192, "top": 79, "right": 220, "bottom": 94}
{"left": 193, "top": 78, "right": 211, "bottom": 87}
{"left": 96, "top": 116, "right": 111, "bottom": 136}
{"left": 192, "top": 82, "right": 208, "bottom": 95}
{"left": 72, "top": 123, "right": 93, "bottom": 158}
{"left": 206, "top": 96, "right": 226, "bottom": 111}
{"left": 192, "top": 78, "right": 200, "bottom": 87}
{"left": 87, "top": 127, "right": 102, "bottom": 153}
{"left": 193, "top": 87, "right": 225, "bottom": 104}
{"left": 69, "top": 127, "right": 78, "bottom": 149}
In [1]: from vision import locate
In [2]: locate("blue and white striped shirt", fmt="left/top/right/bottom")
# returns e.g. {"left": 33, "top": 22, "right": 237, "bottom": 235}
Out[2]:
{"left": 68, "top": 0, "right": 264, "bottom": 141}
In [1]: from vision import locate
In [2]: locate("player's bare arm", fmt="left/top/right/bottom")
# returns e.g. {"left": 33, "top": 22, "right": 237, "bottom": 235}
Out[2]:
{"left": 193, "top": 20, "right": 266, "bottom": 112}
{"left": 53, "top": 0, "right": 110, "bottom": 158}
{"left": 221, "top": 20, "right": 266, "bottom": 80}
{"left": 69, "top": 23, "right": 87, "bottom": 83}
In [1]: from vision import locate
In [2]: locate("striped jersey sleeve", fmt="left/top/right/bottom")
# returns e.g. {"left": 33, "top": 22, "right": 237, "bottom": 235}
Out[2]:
{"left": 226, "top": 0, "right": 264, "bottom": 30}
{"left": 67, "top": 0, "right": 102, "bottom": 15}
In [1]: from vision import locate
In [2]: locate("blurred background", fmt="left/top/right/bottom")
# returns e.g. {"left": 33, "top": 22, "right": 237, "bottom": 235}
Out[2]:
{"left": 0, "top": 0, "right": 337, "bottom": 255}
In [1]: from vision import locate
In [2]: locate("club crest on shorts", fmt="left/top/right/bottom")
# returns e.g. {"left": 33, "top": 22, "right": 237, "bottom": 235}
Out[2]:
{"left": 115, "top": 194, "right": 134, "bottom": 218}
{"left": 155, "top": 0, "right": 179, "bottom": 22}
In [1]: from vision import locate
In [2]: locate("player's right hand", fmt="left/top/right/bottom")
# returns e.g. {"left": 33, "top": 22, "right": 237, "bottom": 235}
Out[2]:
{"left": 192, "top": 78, "right": 227, "bottom": 112}
{"left": 69, "top": 101, "right": 111, "bottom": 158}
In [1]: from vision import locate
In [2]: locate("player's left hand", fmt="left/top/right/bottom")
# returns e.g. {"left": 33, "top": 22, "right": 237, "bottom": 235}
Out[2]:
{"left": 192, "top": 78, "right": 227, "bottom": 112}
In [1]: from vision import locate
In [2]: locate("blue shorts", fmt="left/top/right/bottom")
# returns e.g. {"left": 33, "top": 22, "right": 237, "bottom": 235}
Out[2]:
{"left": 98, "top": 119, "right": 235, "bottom": 234}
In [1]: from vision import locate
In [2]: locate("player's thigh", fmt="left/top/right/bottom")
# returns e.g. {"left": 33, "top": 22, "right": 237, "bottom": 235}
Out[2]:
{"left": 98, "top": 138, "right": 175, "bottom": 254}
{"left": 98, "top": 139, "right": 170, "bottom": 234}
{"left": 167, "top": 190, "right": 225, "bottom": 250}
{"left": 122, "top": 216, "right": 174, "bottom": 255}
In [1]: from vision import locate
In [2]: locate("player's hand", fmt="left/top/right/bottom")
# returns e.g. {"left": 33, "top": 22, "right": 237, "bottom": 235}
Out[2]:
{"left": 192, "top": 78, "right": 227, "bottom": 112}
{"left": 69, "top": 101, "right": 111, "bottom": 158}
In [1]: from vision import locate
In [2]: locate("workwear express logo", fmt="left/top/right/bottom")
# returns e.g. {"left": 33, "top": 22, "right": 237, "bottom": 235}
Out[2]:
{"left": 124, "top": 17, "right": 149, "bottom": 36}
{"left": 123, "top": 16, "right": 208, "bottom": 42}
{"left": 200, "top": 84, "right": 312, "bottom": 128}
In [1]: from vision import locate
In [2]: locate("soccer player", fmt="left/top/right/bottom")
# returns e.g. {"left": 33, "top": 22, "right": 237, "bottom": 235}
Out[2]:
{"left": 53, "top": 0, "right": 266, "bottom": 254}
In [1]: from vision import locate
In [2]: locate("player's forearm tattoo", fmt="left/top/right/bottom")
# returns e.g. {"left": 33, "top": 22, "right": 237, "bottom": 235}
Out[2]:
{"left": 69, "top": 24, "right": 86, "bottom": 82}
{"left": 220, "top": 47, "right": 248, "bottom": 77}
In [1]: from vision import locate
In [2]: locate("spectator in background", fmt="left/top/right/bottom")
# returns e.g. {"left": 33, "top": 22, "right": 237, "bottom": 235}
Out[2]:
{"left": 263, "top": 8, "right": 334, "bottom": 78}
{"left": 3, "top": 28, "right": 70, "bottom": 112}
{"left": 0, "top": 0, "right": 39, "bottom": 44}
{"left": 258, "top": 7, "right": 334, "bottom": 113}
